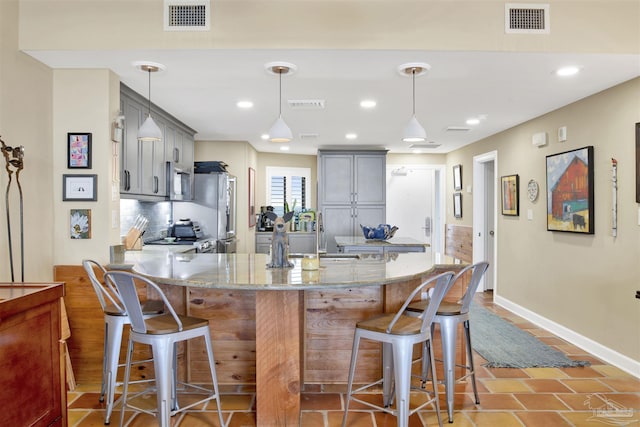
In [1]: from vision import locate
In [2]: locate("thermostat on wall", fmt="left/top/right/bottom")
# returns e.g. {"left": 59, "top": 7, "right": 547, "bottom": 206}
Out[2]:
{"left": 532, "top": 132, "right": 548, "bottom": 147}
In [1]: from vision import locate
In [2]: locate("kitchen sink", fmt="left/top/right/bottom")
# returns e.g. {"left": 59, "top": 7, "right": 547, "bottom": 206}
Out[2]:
{"left": 288, "top": 253, "right": 360, "bottom": 259}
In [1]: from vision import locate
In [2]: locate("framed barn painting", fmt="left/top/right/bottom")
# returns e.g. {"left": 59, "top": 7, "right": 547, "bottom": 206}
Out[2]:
{"left": 546, "top": 146, "right": 594, "bottom": 234}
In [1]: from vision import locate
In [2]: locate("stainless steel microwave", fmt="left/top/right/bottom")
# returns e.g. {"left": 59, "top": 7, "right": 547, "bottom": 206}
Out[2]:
{"left": 166, "top": 162, "right": 193, "bottom": 201}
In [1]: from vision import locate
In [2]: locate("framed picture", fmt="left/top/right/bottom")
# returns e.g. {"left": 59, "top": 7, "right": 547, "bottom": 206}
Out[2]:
{"left": 248, "top": 167, "right": 256, "bottom": 227}
{"left": 546, "top": 146, "right": 594, "bottom": 234}
{"left": 453, "top": 164, "right": 462, "bottom": 191}
{"left": 501, "top": 174, "right": 519, "bottom": 216}
{"left": 63, "top": 174, "right": 97, "bottom": 201}
{"left": 67, "top": 132, "right": 92, "bottom": 169}
{"left": 453, "top": 192, "right": 462, "bottom": 218}
{"left": 70, "top": 209, "right": 91, "bottom": 239}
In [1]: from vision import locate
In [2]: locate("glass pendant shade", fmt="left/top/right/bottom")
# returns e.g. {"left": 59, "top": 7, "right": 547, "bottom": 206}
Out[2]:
{"left": 402, "top": 115, "right": 427, "bottom": 142}
{"left": 138, "top": 114, "right": 163, "bottom": 142}
{"left": 269, "top": 115, "right": 293, "bottom": 143}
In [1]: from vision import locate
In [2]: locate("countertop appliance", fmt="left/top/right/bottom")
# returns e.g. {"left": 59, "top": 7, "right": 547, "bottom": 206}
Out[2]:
{"left": 258, "top": 206, "right": 275, "bottom": 231}
{"left": 173, "top": 161, "right": 237, "bottom": 253}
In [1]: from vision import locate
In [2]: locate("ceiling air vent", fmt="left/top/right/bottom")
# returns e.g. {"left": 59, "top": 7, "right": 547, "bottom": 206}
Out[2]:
{"left": 299, "top": 133, "right": 319, "bottom": 140}
{"left": 164, "top": 0, "right": 210, "bottom": 31}
{"left": 446, "top": 126, "right": 471, "bottom": 132}
{"left": 288, "top": 99, "right": 325, "bottom": 110}
{"left": 409, "top": 143, "right": 441, "bottom": 149}
{"left": 505, "top": 3, "right": 550, "bottom": 34}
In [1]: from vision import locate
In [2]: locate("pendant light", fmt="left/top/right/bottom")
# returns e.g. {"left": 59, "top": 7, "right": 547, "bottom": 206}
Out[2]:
{"left": 265, "top": 62, "right": 297, "bottom": 143}
{"left": 399, "top": 63, "right": 431, "bottom": 143}
{"left": 134, "top": 61, "right": 165, "bottom": 142}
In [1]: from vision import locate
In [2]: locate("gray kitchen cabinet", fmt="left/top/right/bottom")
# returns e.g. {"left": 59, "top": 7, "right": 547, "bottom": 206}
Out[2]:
{"left": 318, "top": 150, "right": 386, "bottom": 252}
{"left": 255, "top": 232, "right": 317, "bottom": 254}
{"left": 120, "top": 83, "right": 196, "bottom": 199}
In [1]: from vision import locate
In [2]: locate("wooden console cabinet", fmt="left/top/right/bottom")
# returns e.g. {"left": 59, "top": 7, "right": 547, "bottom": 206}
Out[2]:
{"left": 0, "top": 283, "right": 66, "bottom": 427}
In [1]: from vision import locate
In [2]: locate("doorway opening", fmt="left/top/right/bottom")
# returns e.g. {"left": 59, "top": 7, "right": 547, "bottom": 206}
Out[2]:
{"left": 472, "top": 151, "right": 498, "bottom": 292}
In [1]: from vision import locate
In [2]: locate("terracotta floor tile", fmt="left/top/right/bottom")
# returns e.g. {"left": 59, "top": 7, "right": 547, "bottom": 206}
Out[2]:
{"left": 556, "top": 393, "right": 605, "bottom": 410}
{"left": 67, "top": 392, "right": 109, "bottom": 410}
{"left": 300, "top": 411, "right": 326, "bottom": 427}
{"left": 594, "top": 393, "right": 640, "bottom": 409}
{"left": 561, "top": 378, "right": 615, "bottom": 393}
{"left": 178, "top": 411, "right": 228, "bottom": 427}
{"left": 226, "top": 411, "right": 256, "bottom": 427}
{"left": 335, "top": 410, "right": 375, "bottom": 427}
{"left": 475, "top": 393, "right": 525, "bottom": 410}
{"left": 513, "top": 393, "right": 571, "bottom": 410}
{"left": 302, "top": 393, "right": 342, "bottom": 410}
{"left": 600, "top": 377, "right": 640, "bottom": 392}
{"left": 373, "top": 411, "right": 425, "bottom": 426}
{"left": 515, "top": 411, "right": 574, "bottom": 426}
{"left": 592, "top": 364, "right": 634, "bottom": 377}
{"left": 485, "top": 367, "right": 531, "bottom": 379}
{"left": 523, "top": 367, "right": 567, "bottom": 379}
{"left": 464, "top": 411, "right": 523, "bottom": 426}
{"left": 216, "top": 394, "right": 254, "bottom": 411}
{"left": 421, "top": 411, "right": 474, "bottom": 426}
{"left": 558, "top": 366, "right": 604, "bottom": 378}
{"left": 481, "top": 378, "right": 532, "bottom": 393}
{"left": 523, "top": 378, "right": 574, "bottom": 393}
{"left": 538, "top": 336, "right": 569, "bottom": 346}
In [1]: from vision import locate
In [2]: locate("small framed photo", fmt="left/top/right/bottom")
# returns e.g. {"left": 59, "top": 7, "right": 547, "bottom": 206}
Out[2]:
{"left": 67, "top": 132, "right": 92, "bottom": 169}
{"left": 248, "top": 167, "right": 256, "bottom": 227}
{"left": 70, "top": 209, "right": 91, "bottom": 239}
{"left": 501, "top": 174, "right": 520, "bottom": 216}
{"left": 453, "top": 192, "right": 462, "bottom": 218}
{"left": 63, "top": 174, "right": 97, "bottom": 201}
{"left": 453, "top": 164, "right": 462, "bottom": 191}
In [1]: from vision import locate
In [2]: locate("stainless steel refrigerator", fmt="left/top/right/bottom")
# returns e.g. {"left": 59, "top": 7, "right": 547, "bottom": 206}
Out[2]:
{"left": 174, "top": 162, "right": 237, "bottom": 252}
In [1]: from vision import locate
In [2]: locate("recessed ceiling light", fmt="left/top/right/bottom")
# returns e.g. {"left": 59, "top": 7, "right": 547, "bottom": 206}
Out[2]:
{"left": 237, "top": 101, "right": 253, "bottom": 109}
{"left": 556, "top": 66, "right": 580, "bottom": 77}
{"left": 261, "top": 134, "right": 269, "bottom": 140}
{"left": 466, "top": 118, "right": 480, "bottom": 125}
{"left": 280, "top": 145, "right": 290, "bottom": 151}
{"left": 360, "top": 100, "right": 377, "bottom": 109}
{"left": 345, "top": 133, "right": 357, "bottom": 140}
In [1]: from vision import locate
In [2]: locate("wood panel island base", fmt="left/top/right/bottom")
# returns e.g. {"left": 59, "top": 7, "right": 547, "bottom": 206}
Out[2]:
{"left": 57, "top": 251, "right": 468, "bottom": 426}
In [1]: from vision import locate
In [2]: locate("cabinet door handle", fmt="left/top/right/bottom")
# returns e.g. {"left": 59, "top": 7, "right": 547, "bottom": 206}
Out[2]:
{"left": 153, "top": 176, "right": 159, "bottom": 193}
{"left": 124, "top": 170, "right": 130, "bottom": 191}
{"left": 174, "top": 147, "right": 180, "bottom": 163}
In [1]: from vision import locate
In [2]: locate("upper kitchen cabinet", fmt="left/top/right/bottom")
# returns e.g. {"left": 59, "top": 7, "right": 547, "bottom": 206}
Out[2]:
{"left": 319, "top": 152, "right": 386, "bottom": 206}
{"left": 120, "top": 84, "right": 196, "bottom": 200}
{"left": 318, "top": 150, "right": 387, "bottom": 252}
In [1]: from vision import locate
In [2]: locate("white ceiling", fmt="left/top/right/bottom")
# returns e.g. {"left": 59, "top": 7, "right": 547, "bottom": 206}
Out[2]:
{"left": 26, "top": 48, "right": 640, "bottom": 155}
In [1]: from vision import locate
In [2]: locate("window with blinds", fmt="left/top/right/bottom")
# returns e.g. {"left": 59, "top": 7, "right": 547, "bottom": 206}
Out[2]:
{"left": 267, "top": 167, "right": 310, "bottom": 216}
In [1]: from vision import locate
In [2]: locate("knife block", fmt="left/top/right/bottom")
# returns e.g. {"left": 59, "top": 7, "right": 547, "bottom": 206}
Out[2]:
{"left": 123, "top": 227, "right": 143, "bottom": 250}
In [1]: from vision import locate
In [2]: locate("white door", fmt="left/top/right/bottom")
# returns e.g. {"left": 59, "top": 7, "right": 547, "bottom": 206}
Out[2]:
{"left": 386, "top": 166, "right": 443, "bottom": 250}
{"left": 473, "top": 151, "right": 498, "bottom": 293}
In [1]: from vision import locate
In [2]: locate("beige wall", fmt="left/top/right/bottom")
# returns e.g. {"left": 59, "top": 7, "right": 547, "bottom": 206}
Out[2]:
{"left": 52, "top": 69, "right": 122, "bottom": 265}
{"left": 18, "top": 1, "right": 640, "bottom": 54}
{"left": 449, "top": 77, "right": 640, "bottom": 369}
{"left": 0, "top": 0, "right": 54, "bottom": 280}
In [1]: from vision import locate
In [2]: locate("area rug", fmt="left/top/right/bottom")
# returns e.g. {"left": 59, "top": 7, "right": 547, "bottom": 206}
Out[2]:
{"left": 469, "top": 304, "right": 591, "bottom": 368}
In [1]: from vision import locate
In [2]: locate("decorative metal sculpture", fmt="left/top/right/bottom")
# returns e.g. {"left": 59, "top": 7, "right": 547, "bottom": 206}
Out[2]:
{"left": 1, "top": 136, "right": 25, "bottom": 281}
{"left": 266, "top": 211, "right": 295, "bottom": 268}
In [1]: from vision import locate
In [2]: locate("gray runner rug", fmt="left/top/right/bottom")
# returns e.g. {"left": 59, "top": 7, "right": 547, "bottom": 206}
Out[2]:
{"left": 469, "top": 304, "right": 591, "bottom": 368}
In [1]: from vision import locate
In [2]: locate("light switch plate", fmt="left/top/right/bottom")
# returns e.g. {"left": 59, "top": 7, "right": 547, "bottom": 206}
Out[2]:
{"left": 527, "top": 209, "right": 533, "bottom": 220}
{"left": 558, "top": 126, "right": 567, "bottom": 142}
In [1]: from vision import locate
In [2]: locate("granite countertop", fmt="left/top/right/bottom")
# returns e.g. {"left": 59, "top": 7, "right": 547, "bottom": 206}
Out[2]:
{"left": 123, "top": 251, "right": 463, "bottom": 291}
{"left": 335, "top": 236, "right": 430, "bottom": 247}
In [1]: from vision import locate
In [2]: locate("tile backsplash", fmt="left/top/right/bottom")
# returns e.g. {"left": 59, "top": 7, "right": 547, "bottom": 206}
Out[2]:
{"left": 120, "top": 199, "right": 172, "bottom": 243}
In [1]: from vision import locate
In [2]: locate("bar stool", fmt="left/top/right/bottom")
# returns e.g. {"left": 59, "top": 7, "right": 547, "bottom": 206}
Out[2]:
{"left": 342, "top": 271, "right": 456, "bottom": 427}
{"left": 406, "top": 261, "right": 489, "bottom": 423}
{"left": 82, "top": 259, "right": 164, "bottom": 424}
{"left": 104, "top": 271, "right": 226, "bottom": 427}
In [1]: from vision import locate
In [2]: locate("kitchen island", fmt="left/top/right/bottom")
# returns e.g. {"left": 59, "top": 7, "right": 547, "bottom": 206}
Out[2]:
{"left": 119, "top": 250, "right": 465, "bottom": 426}
{"left": 335, "top": 235, "right": 429, "bottom": 253}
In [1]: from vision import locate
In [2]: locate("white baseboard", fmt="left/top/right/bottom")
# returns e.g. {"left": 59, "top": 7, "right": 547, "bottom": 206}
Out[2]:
{"left": 494, "top": 295, "right": 640, "bottom": 379}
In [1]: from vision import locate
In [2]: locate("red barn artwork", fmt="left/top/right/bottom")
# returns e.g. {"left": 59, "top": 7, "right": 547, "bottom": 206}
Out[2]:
{"left": 550, "top": 156, "right": 589, "bottom": 219}
{"left": 546, "top": 146, "right": 594, "bottom": 234}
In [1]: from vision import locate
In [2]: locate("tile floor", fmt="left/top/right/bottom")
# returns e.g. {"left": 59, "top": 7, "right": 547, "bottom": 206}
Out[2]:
{"left": 66, "top": 292, "right": 640, "bottom": 426}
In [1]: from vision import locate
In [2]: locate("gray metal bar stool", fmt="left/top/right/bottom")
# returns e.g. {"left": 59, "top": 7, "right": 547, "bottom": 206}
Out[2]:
{"left": 342, "top": 271, "right": 455, "bottom": 427}
{"left": 406, "top": 261, "right": 489, "bottom": 423}
{"left": 104, "top": 271, "right": 227, "bottom": 427}
{"left": 82, "top": 259, "right": 164, "bottom": 424}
